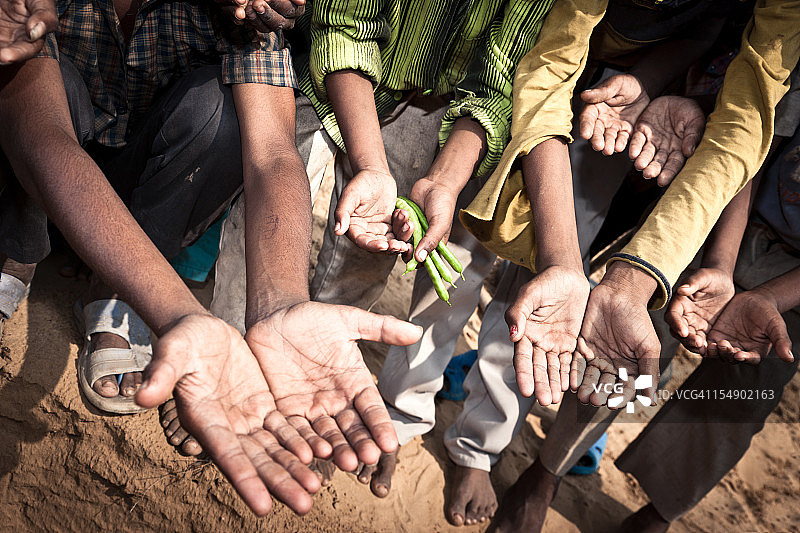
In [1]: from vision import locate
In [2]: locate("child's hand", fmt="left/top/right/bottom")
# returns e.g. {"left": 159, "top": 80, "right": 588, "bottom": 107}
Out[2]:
{"left": 706, "top": 290, "right": 794, "bottom": 365}
{"left": 579, "top": 73, "right": 650, "bottom": 156}
{"left": 666, "top": 267, "right": 735, "bottom": 354}
{"left": 504, "top": 266, "right": 590, "bottom": 405}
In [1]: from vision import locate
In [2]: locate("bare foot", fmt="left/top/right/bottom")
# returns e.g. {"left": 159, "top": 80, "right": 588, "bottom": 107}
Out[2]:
{"left": 310, "top": 458, "right": 336, "bottom": 487}
{"left": 621, "top": 503, "right": 670, "bottom": 533}
{"left": 447, "top": 466, "right": 498, "bottom": 526}
{"left": 354, "top": 450, "right": 397, "bottom": 498}
{"left": 487, "top": 458, "right": 560, "bottom": 533}
{"left": 159, "top": 399, "right": 202, "bottom": 455}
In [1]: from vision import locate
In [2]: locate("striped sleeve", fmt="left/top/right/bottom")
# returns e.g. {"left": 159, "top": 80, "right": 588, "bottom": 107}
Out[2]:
{"left": 309, "top": 0, "right": 390, "bottom": 101}
{"left": 439, "top": 0, "right": 556, "bottom": 178}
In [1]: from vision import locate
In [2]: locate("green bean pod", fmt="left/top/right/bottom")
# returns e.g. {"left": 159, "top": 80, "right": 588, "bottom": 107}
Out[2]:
{"left": 398, "top": 195, "right": 429, "bottom": 231}
{"left": 396, "top": 197, "right": 424, "bottom": 274}
{"left": 430, "top": 249, "right": 456, "bottom": 287}
{"left": 437, "top": 242, "right": 464, "bottom": 280}
{"left": 424, "top": 255, "right": 451, "bottom": 306}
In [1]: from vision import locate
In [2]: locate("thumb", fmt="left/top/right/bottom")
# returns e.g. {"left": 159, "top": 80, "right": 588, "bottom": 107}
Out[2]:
{"left": 766, "top": 315, "right": 794, "bottom": 363}
{"left": 334, "top": 185, "right": 361, "bottom": 236}
{"left": 581, "top": 76, "right": 622, "bottom": 104}
{"left": 415, "top": 212, "right": 450, "bottom": 263}
{"left": 682, "top": 131, "right": 700, "bottom": 158}
{"left": 135, "top": 336, "right": 189, "bottom": 408}
{"left": 504, "top": 281, "right": 541, "bottom": 342}
{"left": 347, "top": 307, "right": 423, "bottom": 346}
{"left": 25, "top": 0, "right": 58, "bottom": 40}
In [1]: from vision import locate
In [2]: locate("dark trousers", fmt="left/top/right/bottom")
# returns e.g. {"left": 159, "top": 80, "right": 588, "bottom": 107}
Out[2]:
{"left": 0, "top": 60, "right": 243, "bottom": 264}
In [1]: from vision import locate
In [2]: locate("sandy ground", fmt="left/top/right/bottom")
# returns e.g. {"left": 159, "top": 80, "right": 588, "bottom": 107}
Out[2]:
{"left": 2, "top": 174, "right": 800, "bottom": 532}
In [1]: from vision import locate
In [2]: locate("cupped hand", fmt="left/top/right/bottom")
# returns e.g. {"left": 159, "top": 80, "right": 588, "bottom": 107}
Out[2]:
{"left": 578, "top": 73, "right": 650, "bottom": 156}
{"left": 244, "top": 302, "right": 423, "bottom": 473}
{"left": 135, "top": 313, "right": 320, "bottom": 517}
{"left": 571, "top": 282, "right": 660, "bottom": 408}
{"left": 401, "top": 176, "right": 461, "bottom": 263}
{"left": 335, "top": 168, "right": 410, "bottom": 255}
{"left": 666, "top": 267, "right": 735, "bottom": 354}
{"left": 214, "top": 0, "right": 305, "bottom": 31}
{"left": 629, "top": 96, "right": 705, "bottom": 186}
{"left": 706, "top": 290, "right": 794, "bottom": 365}
{"left": 0, "top": 0, "right": 57, "bottom": 65}
{"left": 503, "top": 266, "right": 590, "bottom": 405}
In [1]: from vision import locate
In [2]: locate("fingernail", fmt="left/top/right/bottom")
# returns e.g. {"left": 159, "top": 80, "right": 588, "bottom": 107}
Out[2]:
{"left": 29, "top": 22, "right": 45, "bottom": 41}
{"left": 334, "top": 222, "right": 341, "bottom": 233}
{"left": 790, "top": 351, "right": 795, "bottom": 361}
{"left": 403, "top": 223, "right": 409, "bottom": 232}
{"left": 417, "top": 249, "right": 427, "bottom": 262}
{"left": 509, "top": 325, "right": 518, "bottom": 339}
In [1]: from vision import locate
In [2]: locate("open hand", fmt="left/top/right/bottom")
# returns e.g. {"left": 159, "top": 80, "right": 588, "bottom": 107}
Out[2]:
{"left": 629, "top": 96, "right": 705, "bottom": 186}
{"left": 135, "top": 313, "right": 320, "bottom": 516}
{"left": 0, "top": 0, "right": 56, "bottom": 65}
{"left": 335, "top": 169, "right": 410, "bottom": 255}
{"left": 571, "top": 279, "right": 660, "bottom": 408}
{"left": 706, "top": 290, "right": 794, "bottom": 364}
{"left": 666, "top": 267, "right": 735, "bottom": 354}
{"left": 214, "top": 0, "right": 305, "bottom": 31}
{"left": 245, "top": 302, "right": 422, "bottom": 472}
{"left": 579, "top": 74, "right": 650, "bottom": 155}
{"left": 504, "top": 267, "right": 590, "bottom": 405}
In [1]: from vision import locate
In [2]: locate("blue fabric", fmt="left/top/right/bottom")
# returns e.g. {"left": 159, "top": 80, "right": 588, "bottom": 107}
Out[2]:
{"left": 569, "top": 432, "right": 608, "bottom": 475}
{"left": 753, "top": 128, "right": 800, "bottom": 253}
{"left": 169, "top": 213, "right": 226, "bottom": 282}
{"left": 437, "top": 349, "right": 478, "bottom": 401}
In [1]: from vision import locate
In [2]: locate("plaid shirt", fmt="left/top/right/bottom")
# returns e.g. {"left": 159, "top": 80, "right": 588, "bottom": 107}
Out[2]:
{"left": 39, "top": 0, "right": 297, "bottom": 147}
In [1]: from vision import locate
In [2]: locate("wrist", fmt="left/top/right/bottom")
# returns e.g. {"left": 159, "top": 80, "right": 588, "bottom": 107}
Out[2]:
{"left": 245, "top": 290, "right": 309, "bottom": 330}
{"left": 600, "top": 261, "right": 658, "bottom": 306}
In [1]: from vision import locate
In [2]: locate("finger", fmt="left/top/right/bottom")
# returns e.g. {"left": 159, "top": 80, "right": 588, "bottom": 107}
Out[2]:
{"left": 25, "top": 0, "right": 59, "bottom": 37}
{"left": 0, "top": 40, "right": 44, "bottom": 65}
{"left": 505, "top": 285, "right": 539, "bottom": 343}
{"left": 766, "top": 317, "right": 794, "bottom": 363}
{"left": 264, "top": 0, "right": 305, "bottom": 17}
{"left": 638, "top": 353, "right": 660, "bottom": 403}
{"left": 634, "top": 142, "right": 657, "bottom": 173}
{"left": 736, "top": 350, "right": 762, "bottom": 365}
{"left": 415, "top": 212, "right": 451, "bottom": 264}
{"left": 546, "top": 351, "right": 563, "bottom": 404}
{"left": 239, "top": 432, "right": 315, "bottom": 515}
{"left": 570, "top": 352, "right": 587, "bottom": 393}
{"left": 580, "top": 77, "right": 621, "bottom": 104}
{"left": 334, "top": 187, "right": 361, "bottom": 236}
{"left": 628, "top": 130, "right": 647, "bottom": 159}
{"left": 513, "top": 336, "right": 535, "bottom": 398}
{"left": 559, "top": 351, "right": 572, "bottom": 393}
{"left": 312, "top": 415, "right": 358, "bottom": 473}
{"left": 682, "top": 130, "right": 701, "bottom": 158}
{"left": 590, "top": 119, "right": 606, "bottom": 152}
{"left": 532, "top": 346, "right": 553, "bottom": 406}
{"left": 392, "top": 209, "right": 414, "bottom": 242}
{"left": 642, "top": 145, "right": 669, "bottom": 180}
{"left": 181, "top": 407, "right": 274, "bottom": 516}
{"left": 577, "top": 364, "right": 601, "bottom": 404}
{"left": 656, "top": 150, "right": 685, "bottom": 187}
{"left": 602, "top": 124, "right": 619, "bottom": 156}
{"left": 614, "top": 129, "right": 630, "bottom": 154}
{"left": 335, "top": 408, "right": 382, "bottom": 467}
{"left": 578, "top": 106, "right": 599, "bottom": 140}
{"left": 136, "top": 341, "right": 188, "bottom": 408}
{"left": 589, "top": 371, "right": 616, "bottom": 407}
{"left": 288, "top": 416, "right": 333, "bottom": 459}
{"left": 354, "top": 386, "right": 398, "bottom": 455}
{"left": 251, "top": 429, "right": 321, "bottom": 497}
{"left": 347, "top": 308, "right": 423, "bottom": 346}
{"left": 351, "top": 230, "right": 390, "bottom": 253}
{"left": 665, "top": 302, "right": 689, "bottom": 338}
{"left": 263, "top": 411, "right": 314, "bottom": 465}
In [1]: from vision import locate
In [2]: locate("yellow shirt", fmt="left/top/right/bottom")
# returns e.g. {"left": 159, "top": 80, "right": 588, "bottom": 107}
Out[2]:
{"left": 460, "top": 0, "right": 800, "bottom": 308}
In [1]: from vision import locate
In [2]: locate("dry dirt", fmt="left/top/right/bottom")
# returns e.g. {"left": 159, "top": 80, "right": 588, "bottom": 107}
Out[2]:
{"left": 1, "top": 174, "right": 799, "bottom": 532}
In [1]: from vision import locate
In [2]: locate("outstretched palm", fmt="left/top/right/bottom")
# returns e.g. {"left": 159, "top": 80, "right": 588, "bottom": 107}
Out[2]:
{"left": 335, "top": 169, "right": 410, "bottom": 254}
{"left": 666, "top": 268, "right": 735, "bottom": 353}
{"left": 572, "top": 283, "right": 660, "bottom": 408}
{"left": 579, "top": 73, "right": 650, "bottom": 155}
{"left": 245, "top": 302, "right": 422, "bottom": 472}
{"left": 504, "top": 267, "right": 590, "bottom": 405}
{"left": 630, "top": 96, "right": 705, "bottom": 186}
{"left": 706, "top": 291, "right": 793, "bottom": 364}
{"left": 136, "top": 314, "right": 320, "bottom": 516}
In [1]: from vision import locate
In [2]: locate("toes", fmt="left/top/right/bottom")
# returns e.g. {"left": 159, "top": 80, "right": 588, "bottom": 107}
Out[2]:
{"left": 93, "top": 375, "right": 119, "bottom": 398}
{"left": 119, "top": 372, "right": 138, "bottom": 397}
{"left": 180, "top": 436, "right": 202, "bottom": 456}
{"left": 160, "top": 399, "right": 177, "bottom": 428}
{"left": 310, "top": 458, "right": 335, "bottom": 487}
{"left": 357, "top": 462, "right": 377, "bottom": 485}
{"left": 370, "top": 452, "right": 397, "bottom": 498}
{"left": 447, "top": 503, "right": 466, "bottom": 526}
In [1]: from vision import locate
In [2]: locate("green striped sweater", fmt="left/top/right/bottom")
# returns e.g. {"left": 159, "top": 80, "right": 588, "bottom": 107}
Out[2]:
{"left": 294, "top": 0, "right": 556, "bottom": 178}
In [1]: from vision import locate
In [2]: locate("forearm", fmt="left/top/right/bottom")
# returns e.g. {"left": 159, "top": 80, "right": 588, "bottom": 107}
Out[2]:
{"left": 700, "top": 181, "right": 752, "bottom": 274}
{"left": 232, "top": 84, "right": 312, "bottom": 329}
{"left": 325, "top": 69, "right": 389, "bottom": 174}
{"left": 0, "top": 60, "right": 206, "bottom": 336}
{"left": 424, "top": 117, "right": 487, "bottom": 193}
{"left": 751, "top": 266, "right": 800, "bottom": 313}
{"left": 523, "top": 138, "right": 582, "bottom": 273}
{"left": 629, "top": 18, "right": 725, "bottom": 99}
